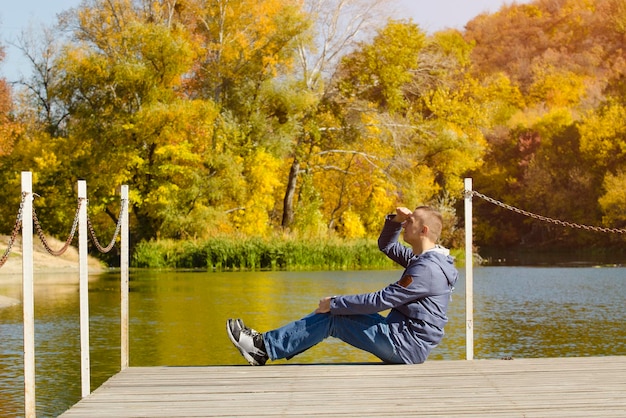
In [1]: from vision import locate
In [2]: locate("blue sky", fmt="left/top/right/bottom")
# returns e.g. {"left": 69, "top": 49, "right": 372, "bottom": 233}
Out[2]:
{"left": 396, "top": 0, "right": 531, "bottom": 33}
{"left": 0, "top": 0, "right": 530, "bottom": 82}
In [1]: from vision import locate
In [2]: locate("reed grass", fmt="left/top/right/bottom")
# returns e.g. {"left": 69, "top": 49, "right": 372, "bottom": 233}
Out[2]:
{"left": 132, "top": 236, "right": 399, "bottom": 271}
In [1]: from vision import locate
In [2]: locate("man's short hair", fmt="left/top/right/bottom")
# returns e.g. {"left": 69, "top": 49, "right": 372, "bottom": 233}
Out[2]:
{"left": 415, "top": 206, "right": 443, "bottom": 242}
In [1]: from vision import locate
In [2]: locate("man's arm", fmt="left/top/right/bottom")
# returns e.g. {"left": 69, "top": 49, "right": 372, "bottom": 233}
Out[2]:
{"left": 315, "top": 208, "right": 415, "bottom": 315}
{"left": 378, "top": 208, "right": 414, "bottom": 267}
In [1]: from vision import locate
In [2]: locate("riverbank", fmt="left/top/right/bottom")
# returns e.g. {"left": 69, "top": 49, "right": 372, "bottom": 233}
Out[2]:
{"left": 132, "top": 237, "right": 405, "bottom": 270}
{"left": 0, "top": 235, "right": 106, "bottom": 307}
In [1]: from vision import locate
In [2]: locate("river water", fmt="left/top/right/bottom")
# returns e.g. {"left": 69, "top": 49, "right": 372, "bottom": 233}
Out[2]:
{"left": 1, "top": 266, "right": 625, "bottom": 417}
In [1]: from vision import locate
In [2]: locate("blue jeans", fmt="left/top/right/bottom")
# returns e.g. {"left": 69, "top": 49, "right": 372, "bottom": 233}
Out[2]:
{"left": 263, "top": 312, "right": 404, "bottom": 364}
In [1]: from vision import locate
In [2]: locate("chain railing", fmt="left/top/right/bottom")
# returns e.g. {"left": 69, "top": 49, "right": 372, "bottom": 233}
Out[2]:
{"left": 0, "top": 193, "right": 26, "bottom": 268}
{"left": 467, "top": 190, "right": 626, "bottom": 234}
{"left": 0, "top": 193, "right": 127, "bottom": 270}
{"left": 87, "top": 199, "right": 127, "bottom": 253}
{"left": 33, "top": 197, "right": 83, "bottom": 257}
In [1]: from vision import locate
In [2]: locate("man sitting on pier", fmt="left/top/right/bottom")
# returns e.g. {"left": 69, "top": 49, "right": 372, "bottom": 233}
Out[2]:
{"left": 227, "top": 206, "right": 458, "bottom": 365}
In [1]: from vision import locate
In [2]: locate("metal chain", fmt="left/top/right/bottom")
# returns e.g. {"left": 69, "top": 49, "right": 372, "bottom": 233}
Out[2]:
{"left": 33, "top": 197, "right": 83, "bottom": 256}
{"left": 0, "top": 193, "right": 26, "bottom": 268}
{"left": 87, "top": 199, "right": 127, "bottom": 253}
{"left": 467, "top": 190, "right": 626, "bottom": 234}
{"left": 1, "top": 192, "right": 126, "bottom": 263}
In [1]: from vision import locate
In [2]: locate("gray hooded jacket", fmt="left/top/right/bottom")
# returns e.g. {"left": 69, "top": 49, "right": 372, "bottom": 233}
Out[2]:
{"left": 330, "top": 216, "right": 459, "bottom": 364}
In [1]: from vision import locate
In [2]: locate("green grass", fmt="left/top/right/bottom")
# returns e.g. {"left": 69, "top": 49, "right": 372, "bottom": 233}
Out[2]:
{"left": 132, "top": 237, "right": 399, "bottom": 271}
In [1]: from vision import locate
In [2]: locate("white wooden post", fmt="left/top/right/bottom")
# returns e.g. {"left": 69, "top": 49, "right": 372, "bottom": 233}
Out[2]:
{"left": 77, "top": 180, "right": 91, "bottom": 397}
{"left": 22, "top": 172, "right": 36, "bottom": 418}
{"left": 120, "top": 185, "right": 129, "bottom": 370}
{"left": 464, "top": 178, "right": 474, "bottom": 360}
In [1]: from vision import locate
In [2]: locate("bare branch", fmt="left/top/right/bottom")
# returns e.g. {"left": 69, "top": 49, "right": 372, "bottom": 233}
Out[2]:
{"left": 12, "top": 24, "right": 69, "bottom": 135}
{"left": 315, "top": 149, "right": 379, "bottom": 169}
{"left": 310, "top": 164, "right": 353, "bottom": 174}
{"left": 297, "top": 0, "right": 390, "bottom": 91}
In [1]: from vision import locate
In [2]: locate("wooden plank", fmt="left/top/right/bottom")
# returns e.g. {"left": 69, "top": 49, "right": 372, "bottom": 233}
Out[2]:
{"left": 60, "top": 356, "right": 626, "bottom": 417}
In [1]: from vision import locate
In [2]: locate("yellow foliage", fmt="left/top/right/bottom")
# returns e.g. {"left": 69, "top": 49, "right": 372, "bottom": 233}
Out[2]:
{"left": 532, "top": 108, "right": 574, "bottom": 137}
{"left": 196, "top": 0, "right": 306, "bottom": 84}
{"left": 579, "top": 102, "right": 626, "bottom": 162}
{"left": 515, "top": 4, "right": 544, "bottom": 19}
{"left": 399, "top": 164, "right": 439, "bottom": 208}
{"left": 529, "top": 66, "right": 587, "bottom": 108}
{"left": 474, "top": 73, "right": 526, "bottom": 124}
{"left": 33, "top": 150, "right": 60, "bottom": 171}
{"left": 360, "top": 183, "right": 395, "bottom": 235}
{"left": 599, "top": 170, "right": 626, "bottom": 226}
{"left": 339, "top": 209, "right": 366, "bottom": 239}
{"left": 231, "top": 148, "right": 283, "bottom": 236}
{"left": 6, "top": 1, "right": 490, "bottom": 244}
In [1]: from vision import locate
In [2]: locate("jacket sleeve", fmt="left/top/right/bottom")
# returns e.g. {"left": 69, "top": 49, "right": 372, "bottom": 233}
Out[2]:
{"left": 377, "top": 215, "right": 414, "bottom": 268}
{"left": 330, "top": 260, "right": 437, "bottom": 315}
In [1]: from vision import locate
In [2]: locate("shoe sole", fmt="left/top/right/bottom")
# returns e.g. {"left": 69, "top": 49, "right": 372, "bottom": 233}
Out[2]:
{"left": 226, "top": 319, "right": 261, "bottom": 366}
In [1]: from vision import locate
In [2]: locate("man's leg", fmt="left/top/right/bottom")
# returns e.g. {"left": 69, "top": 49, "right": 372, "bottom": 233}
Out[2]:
{"left": 263, "top": 312, "right": 403, "bottom": 364}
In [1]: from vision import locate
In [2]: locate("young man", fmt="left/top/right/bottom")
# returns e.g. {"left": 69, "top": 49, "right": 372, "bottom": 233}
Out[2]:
{"left": 227, "top": 206, "right": 458, "bottom": 365}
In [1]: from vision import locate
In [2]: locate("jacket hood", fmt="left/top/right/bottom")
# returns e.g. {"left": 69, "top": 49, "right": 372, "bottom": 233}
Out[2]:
{"left": 422, "top": 247, "right": 458, "bottom": 288}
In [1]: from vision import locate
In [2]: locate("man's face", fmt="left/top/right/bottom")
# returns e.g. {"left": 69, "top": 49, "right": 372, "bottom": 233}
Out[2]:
{"left": 402, "top": 210, "right": 424, "bottom": 243}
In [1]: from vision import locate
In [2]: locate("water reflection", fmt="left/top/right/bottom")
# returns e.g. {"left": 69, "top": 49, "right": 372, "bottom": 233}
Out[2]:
{"left": 1, "top": 267, "right": 625, "bottom": 417}
{"left": 0, "top": 274, "right": 85, "bottom": 417}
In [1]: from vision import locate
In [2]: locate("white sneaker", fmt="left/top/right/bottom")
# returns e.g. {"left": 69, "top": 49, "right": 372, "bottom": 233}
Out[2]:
{"left": 226, "top": 318, "right": 269, "bottom": 366}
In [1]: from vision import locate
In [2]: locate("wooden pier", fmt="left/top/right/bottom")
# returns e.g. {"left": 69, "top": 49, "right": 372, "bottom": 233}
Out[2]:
{"left": 60, "top": 356, "right": 626, "bottom": 417}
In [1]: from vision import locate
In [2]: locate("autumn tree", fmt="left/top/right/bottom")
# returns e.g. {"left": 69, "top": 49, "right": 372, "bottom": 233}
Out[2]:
{"left": 466, "top": 0, "right": 626, "bottom": 248}
{"left": 20, "top": 0, "right": 626, "bottom": 253}
{"left": 279, "top": 0, "right": 389, "bottom": 231}
{"left": 0, "top": 44, "right": 21, "bottom": 157}
{"left": 180, "top": 0, "right": 310, "bottom": 143}
{"left": 5, "top": 0, "right": 330, "bottom": 242}
{"left": 312, "top": 21, "right": 487, "bottom": 240}
{"left": 44, "top": 0, "right": 228, "bottom": 242}
{"left": 0, "top": 42, "right": 27, "bottom": 232}
{"left": 466, "top": 0, "right": 614, "bottom": 94}
{"left": 12, "top": 25, "right": 67, "bottom": 137}
{"left": 579, "top": 99, "right": 626, "bottom": 235}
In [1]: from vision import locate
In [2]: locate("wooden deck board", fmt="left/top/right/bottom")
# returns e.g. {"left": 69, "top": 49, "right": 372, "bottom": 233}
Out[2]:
{"left": 60, "top": 356, "right": 626, "bottom": 417}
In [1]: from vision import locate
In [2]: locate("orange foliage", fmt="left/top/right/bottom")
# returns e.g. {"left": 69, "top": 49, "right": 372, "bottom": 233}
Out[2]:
{"left": 466, "top": 0, "right": 626, "bottom": 94}
{"left": 0, "top": 53, "right": 23, "bottom": 156}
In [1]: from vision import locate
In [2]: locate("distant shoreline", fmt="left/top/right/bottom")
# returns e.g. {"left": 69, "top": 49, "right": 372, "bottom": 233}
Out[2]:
{"left": 0, "top": 235, "right": 107, "bottom": 307}
{"left": 0, "top": 234, "right": 106, "bottom": 275}
{"left": 0, "top": 294, "right": 20, "bottom": 308}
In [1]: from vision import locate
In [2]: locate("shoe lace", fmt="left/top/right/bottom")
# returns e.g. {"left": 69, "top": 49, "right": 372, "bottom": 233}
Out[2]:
{"left": 241, "top": 327, "right": 257, "bottom": 337}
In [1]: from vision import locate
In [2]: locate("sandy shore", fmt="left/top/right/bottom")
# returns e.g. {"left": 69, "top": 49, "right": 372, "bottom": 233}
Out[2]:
{"left": 0, "top": 235, "right": 107, "bottom": 307}
{"left": 0, "top": 294, "right": 20, "bottom": 307}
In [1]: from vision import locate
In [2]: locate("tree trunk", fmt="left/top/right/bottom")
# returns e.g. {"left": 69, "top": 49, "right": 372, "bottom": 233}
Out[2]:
{"left": 282, "top": 158, "right": 300, "bottom": 228}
